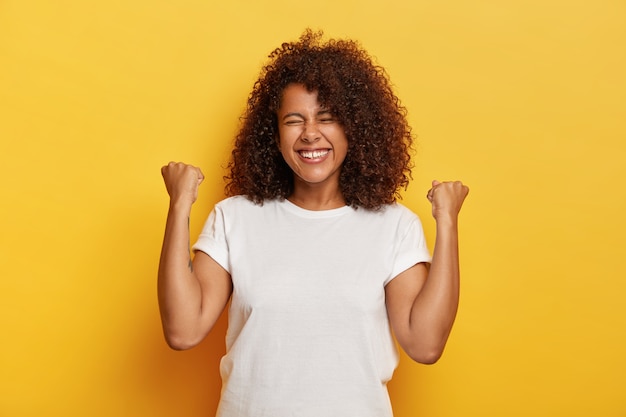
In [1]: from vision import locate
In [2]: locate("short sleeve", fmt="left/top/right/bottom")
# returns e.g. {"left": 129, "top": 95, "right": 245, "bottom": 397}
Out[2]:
{"left": 192, "top": 205, "right": 231, "bottom": 273}
{"left": 386, "top": 215, "right": 431, "bottom": 286}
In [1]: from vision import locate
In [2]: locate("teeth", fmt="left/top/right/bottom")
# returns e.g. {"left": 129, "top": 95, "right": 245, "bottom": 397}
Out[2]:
{"left": 300, "top": 150, "right": 329, "bottom": 159}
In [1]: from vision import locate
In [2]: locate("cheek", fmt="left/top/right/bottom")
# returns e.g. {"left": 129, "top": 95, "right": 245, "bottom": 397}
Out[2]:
{"left": 277, "top": 127, "right": 295, "bottom": 144}
{"left": 330, "top": 130, "right": 349, "bottom": 154}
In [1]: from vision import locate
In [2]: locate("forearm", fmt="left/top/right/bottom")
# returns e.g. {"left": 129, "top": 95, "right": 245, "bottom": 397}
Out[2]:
{"left": 157, "top": 201, "right": 203, "bottom": 347}
{"left": 409, "top": 215, "right": 460, "bottom": 358}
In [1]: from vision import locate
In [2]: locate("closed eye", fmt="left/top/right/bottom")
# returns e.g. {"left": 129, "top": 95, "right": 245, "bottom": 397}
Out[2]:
{"left": 282, "top": 112, "right": 305, "bottom": 126}
{"left": 317, "top": 110, "right": 337, "bottom": 124}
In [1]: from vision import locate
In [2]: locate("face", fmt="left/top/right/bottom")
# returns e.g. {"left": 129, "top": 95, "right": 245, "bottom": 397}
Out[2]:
{"left": 277, "top": 84, "right": 348, "bottom": 193}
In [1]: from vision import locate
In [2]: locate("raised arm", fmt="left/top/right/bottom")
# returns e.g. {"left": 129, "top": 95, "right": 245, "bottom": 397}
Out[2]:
{"left": 385, "top": 180, "right": 469, "bottom": 364}
{"left": 158, "top": 162, "right": 232, "bottom": 350}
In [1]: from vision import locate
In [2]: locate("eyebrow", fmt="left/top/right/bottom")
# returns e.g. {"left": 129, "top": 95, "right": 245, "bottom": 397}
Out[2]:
{"left": 282, "top": 112, "right": 304, "bottom": 120}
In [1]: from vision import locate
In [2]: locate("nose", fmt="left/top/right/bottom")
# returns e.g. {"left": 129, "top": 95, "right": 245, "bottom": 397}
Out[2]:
{"left": 300, "top": 121, "right": 321, "bottom": 142}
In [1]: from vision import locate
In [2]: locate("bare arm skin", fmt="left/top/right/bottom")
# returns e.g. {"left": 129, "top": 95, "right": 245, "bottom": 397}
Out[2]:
{"left": 385, "top": 180, "right": 469, "bottom": 364}
{"left": 158, "top": 162, "right": 232, "bottom": 350}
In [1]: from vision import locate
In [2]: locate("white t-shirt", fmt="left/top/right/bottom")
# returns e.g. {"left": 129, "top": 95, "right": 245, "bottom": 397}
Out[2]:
{"left": 193, "top": 196, "right": 431, "bottom": 417}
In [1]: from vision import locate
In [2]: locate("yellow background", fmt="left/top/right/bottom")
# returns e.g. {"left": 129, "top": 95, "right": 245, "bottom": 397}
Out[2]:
{"left": 1, "top": 0, "right": 625, "bottom": 416}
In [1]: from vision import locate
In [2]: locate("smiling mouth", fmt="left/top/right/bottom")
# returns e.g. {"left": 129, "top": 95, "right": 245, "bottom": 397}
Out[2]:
{"left": 298, "top": 149, "right": 330, "bottom": 159}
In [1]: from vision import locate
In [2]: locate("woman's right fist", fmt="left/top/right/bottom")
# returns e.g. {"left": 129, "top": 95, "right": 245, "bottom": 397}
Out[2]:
{"left": 161, "top": 162, "right": 204, "bottom": 205}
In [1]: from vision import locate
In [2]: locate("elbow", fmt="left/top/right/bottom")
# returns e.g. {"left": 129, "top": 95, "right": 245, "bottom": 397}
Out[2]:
{"left": 163, "top": 331, "right": 202, "bottom": 351}
{"left": 411, "top": 350, "right": 443, "bottom": 365}
{"left": 166, "top": 339, "right": 196, "bottom": 351}
{"left": 401, "top": 326, "right": 454, "bottom": 364}
{"left": 404, "top": 344, "right": 445, "bottom": 365}
{"left": 407, "top": 350, "right": 443, "bottom": 365}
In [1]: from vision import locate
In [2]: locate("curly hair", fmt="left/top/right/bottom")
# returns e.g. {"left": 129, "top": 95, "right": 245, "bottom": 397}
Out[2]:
{"left": 224, "top": 29, "right": 414, "bottom": 210}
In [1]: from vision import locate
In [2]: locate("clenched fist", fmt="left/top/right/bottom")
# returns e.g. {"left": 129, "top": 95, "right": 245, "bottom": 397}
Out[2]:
{"left": 426, "top": 180, "right": 469, "bottom": 221}
{"left": 161, "top": 162, "right": 205, "bottom": 206}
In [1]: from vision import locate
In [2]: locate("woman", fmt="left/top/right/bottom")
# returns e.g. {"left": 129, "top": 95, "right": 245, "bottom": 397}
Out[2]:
{"left": 158, "top": 29, "right": 469, "bottom": 417}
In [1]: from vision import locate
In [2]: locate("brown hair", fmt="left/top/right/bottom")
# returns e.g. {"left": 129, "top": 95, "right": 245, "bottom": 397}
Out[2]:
{"left": 225, "top": 29, "right": 414, "bottom": 210}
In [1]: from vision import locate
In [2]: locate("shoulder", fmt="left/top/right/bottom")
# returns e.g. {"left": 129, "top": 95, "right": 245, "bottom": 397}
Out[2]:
{"left": 215, "top": 195, "right": 251, "bottom": 208}
{"left": 360, "top": 202, "right": 420, "bottom": 223}
{"left": 343, "top": 203, "right": 422, "bottom": 233}
{"left": 215, "top": 195, "right": 266, "bottom": 210}
{"left": 367, "top": 203, "right": 426, "bottom": 238}
{"left": 214, "top": 196, "right": 283, "bottom": 219}
{"left": 385, "top": 202, "right": 418, "bottom": 217}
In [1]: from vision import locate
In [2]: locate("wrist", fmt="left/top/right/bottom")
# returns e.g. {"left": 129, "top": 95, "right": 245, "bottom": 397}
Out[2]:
{"left": 169, "top": 197, "right": 194, "bottom": 213}
{"left": 434, "top": 213, "right": 459, "bottom": 229}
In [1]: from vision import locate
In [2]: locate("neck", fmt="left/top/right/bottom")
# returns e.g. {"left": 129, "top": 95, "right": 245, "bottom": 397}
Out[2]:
{"left": 288, "top": 182, "right": 346, "bottom": 211}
